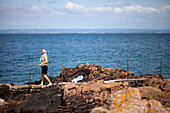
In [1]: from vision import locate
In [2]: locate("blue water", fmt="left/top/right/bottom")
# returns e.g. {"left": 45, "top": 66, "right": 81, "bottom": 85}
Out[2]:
{"left": 0, "top": 33, "right": 170, "bottom": 85}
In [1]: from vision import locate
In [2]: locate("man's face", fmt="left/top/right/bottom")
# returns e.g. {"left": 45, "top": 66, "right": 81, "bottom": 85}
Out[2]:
{"left": 42, "top": 50, "right": 45, "bottom": 55}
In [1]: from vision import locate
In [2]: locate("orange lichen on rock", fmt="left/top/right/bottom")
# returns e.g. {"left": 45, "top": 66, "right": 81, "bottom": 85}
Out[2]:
{"left": 91, "top": 87, "right": 169, "bottom": 113}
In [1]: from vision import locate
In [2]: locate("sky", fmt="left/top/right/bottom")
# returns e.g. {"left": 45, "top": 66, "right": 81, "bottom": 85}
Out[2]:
{"left": 0, "top": 0, "right": 170, "bottom": 29}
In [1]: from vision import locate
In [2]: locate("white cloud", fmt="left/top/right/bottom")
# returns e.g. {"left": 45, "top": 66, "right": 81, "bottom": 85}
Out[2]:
{"left": 64, "top": 2, "right": 160, "bottom": 15}
{"left": 0, "top": 3, "right": 166, "bottom": 18}
{"left": 124, "top": 5, "right": 160, "bottom": 13}
{"left": 0, "top": 5, "right": 63, "bottom": 17}
{"left": 92, "top": 5, "right": 159, "bottom": 14}
{"left": 93, "top": 7, "right": 113, "bottom": 13}
{"left": 146, "top": 7, "right": 160, "bottom": 13}
{"left": 124, "top": 5, "right": 143, "bottom": 13}
{"left": 30, "top": 6, "right": 41, "bottom": 11}
{"left": 65, "top": 2, "right": 88, "bottom": 12}
{"left": 114, "top": 7, "right": 123, "bottom": 13}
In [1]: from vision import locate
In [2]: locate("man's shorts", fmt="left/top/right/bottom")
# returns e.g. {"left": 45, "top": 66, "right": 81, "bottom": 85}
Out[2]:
{"left": 41, "top": 66, "right": 48, "bottom": 74}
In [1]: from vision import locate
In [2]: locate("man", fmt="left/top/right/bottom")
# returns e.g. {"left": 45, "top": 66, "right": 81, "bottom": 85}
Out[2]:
{"left": 39, "top": 49, "right": 52, "bottom": 86}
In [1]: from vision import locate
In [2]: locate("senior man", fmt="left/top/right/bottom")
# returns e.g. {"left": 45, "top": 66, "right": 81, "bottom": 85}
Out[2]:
{"left": 39, "top": 49, "right": 52, "bottom": 86}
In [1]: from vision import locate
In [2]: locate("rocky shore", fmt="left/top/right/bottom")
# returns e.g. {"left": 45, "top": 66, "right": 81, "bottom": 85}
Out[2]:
{"left": 0, "top": 64, "right": 169, "bottom": 113}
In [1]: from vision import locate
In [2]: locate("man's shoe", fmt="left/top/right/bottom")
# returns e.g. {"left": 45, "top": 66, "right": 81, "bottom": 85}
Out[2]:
{"left": 47, "top": 83, "right": 52, "bottom": 86}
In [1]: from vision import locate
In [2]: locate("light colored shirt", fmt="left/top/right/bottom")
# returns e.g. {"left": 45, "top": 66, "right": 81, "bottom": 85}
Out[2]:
{"left": 40, "top": 53, "right": 48, "bottom": 66}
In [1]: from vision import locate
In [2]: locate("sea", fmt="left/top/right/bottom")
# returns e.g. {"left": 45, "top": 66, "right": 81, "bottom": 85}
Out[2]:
{"left": 0, "top": 33, "right": 170, "bottom": 85}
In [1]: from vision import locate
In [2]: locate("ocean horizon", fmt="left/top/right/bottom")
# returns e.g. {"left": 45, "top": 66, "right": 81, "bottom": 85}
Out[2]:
{"left": 0, "top": 29, "right": 170, "bottom": 34}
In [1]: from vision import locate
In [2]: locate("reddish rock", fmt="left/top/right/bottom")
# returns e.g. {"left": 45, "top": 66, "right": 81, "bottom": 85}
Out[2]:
{"left": 139, "top": 86, "right": 162, "bottom": 99}
{"left": 6, "top": 85, "right": 62, "bottom": 113}
{"left": 1, "top": 64, "right": 169, "bottom": 113}
{"left": 63, "top": 80, "right": 125, "bottom": 112}
{"left": 148, "top": 100, "right": 168, "bottom": 113}
{"left": 76, "top": 64, "right": 84, "bottom": 69}
{"left": 91, "top": 87, "right": 169, "bottom": 113}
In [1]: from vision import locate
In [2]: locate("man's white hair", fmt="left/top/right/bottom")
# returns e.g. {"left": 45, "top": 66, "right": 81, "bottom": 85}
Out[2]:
{"left": 42, "top": 49, "right": 47, "bottom": 53}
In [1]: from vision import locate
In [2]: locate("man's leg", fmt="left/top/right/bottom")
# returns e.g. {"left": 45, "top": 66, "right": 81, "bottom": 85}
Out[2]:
{"left": 40, "top": 74, "right": 44, "bottom": 85}
{"left": 43, "top": 74, "right": 52, "bottom": 85}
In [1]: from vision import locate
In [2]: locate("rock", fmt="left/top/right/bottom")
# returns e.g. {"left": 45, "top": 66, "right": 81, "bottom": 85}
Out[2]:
{"left": 139, "top": 84, "right": 169, "bottom": 107}
{"left": 63, "top": 80, "right": 128, "bottom": 112}
{"left": 90, "top": 107, "right": 111, "bottom": 113}
{"left": 148, "top": 100, "right": 168, "bottom": 113}
{"left": 135, "top": 74, "right": 163, "bottom": 79}
{"left": 91, "top": 87, "right": 169, "bottom": 113}
{"left": 64, "top": 82, "right": 78, "bottom": 97}
{"left": 97, "top": 66, "right": 105, "bottom": 73}
{"left": 139, "top": 86, "right": 162, "bottom": 99}
{"left": 89, "top": 81, "right": 104, "bottom": 92}
{"left": 148, "top": 78, "right": 170, "bottom": 91}
{"left": 85, "top": 63, "right": 90, "bottom": 67}
{"left": 106, "top": 88, "right": 141, "bottom": 108}
{"left": 6, "top": 85, "right": 62, "bottom": 113}
{"left": 63, "top": 80, "right": 118, "bottom": 112}
{"left": 0, "top": 98, "right": 7, "bottom": 106}
{"left": 139, "top": 99, "right": 150, "bottom": 113}
{"left": 28, "top": 64, "right": 137, "bottom": 85}
{"left": 76, "top": 64, "right": 84, "bottom": 69}
{"left": 0, "top": 85, "right": 10, "bottom": 100}
{"left": 104, "top": 68, "right": 115, "bottom": 72}
{"left": 93, "top": 71, "right": 100, "bottom": 77}
{"left": 2, "top": 64, "right": 169, "bottom": 113}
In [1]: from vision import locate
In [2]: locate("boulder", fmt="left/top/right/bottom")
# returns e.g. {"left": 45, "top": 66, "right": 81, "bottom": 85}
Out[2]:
{"left": 91, "top": 87, "right": 169, "bottom": 113}
{"left": 106, "top": 88, "right": 141, "bottom": 107}
{"left": 139, "top": 86, "right": 162, "bottom": 99}
{"left": 76, "top": 64, "right": 84, "bottom": 69}
{"left": 148, "top": 100, "right": 168, "bottom": 113}
{"left": 26, "top": 64, "right": 137, "bottom": 85}
{"left": 63, "top": 80, "right": 129, "bottom": 112}
{"left": 0, "top": 85, "right": 10, "bottom": 100}
{"left": 0, "top": 98, "right": 8, "bottom": 106}
{"left": 6, "top": 85, "right": 62, "bottom": 113}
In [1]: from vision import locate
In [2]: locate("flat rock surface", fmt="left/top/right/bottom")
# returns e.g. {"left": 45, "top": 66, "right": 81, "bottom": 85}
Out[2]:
{"left": 5, "top": 85, "right": 62, "bottom": 113}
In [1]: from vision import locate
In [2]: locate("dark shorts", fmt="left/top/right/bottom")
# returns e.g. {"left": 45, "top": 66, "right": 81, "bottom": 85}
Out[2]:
{"left": 41, "top": 66, "right": 48, "bottom": 74}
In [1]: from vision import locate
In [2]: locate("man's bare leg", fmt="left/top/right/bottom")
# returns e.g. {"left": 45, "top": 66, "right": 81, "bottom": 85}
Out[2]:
{"left": 40, "top": 74, "right": 44, "bottom": 85}
{"left": 42, "top": 74, "right": 52, "bottom": 85}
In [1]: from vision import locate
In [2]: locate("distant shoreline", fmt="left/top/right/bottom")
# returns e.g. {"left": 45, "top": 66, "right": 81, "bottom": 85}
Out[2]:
{"left": 0, "top": 32, "right": 170, "bottom": 35}
{"left": 0, "top": 29, "right": 170, "bottom": 34}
